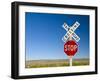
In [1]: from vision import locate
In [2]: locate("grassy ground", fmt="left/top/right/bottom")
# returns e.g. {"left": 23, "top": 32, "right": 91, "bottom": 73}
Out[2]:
{"left": 25, "top": 58, "right": 89, "bottom": 68}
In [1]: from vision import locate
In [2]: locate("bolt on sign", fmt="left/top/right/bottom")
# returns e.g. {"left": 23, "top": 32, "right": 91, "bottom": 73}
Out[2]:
{"left": 62, "top": 21, "right": 80, "bottom": 66}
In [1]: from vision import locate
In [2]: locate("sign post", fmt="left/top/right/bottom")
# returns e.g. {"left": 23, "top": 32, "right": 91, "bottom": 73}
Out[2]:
{"left": 69, "top": 36, "right": 72, "bottom": 66}
{"left": 62, "top": 21, "right": 80, "bottom": 66}
{"left": 69, "top": 56, "right": 72, "bottom": 66}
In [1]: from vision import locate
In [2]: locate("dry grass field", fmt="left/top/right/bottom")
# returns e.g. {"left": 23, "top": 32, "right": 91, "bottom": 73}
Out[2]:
{"left": 25, "top": 58, "right": 89, "bottom": 68}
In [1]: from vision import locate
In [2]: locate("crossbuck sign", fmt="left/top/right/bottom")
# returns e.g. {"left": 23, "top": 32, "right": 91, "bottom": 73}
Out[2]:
{"left": 62, "top": 21, "right": 80, "bottom": 42}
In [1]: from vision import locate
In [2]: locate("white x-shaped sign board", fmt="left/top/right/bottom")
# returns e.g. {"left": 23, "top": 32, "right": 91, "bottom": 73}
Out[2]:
{"left": 62, "top": 21, "right": 80, "bottom": 43}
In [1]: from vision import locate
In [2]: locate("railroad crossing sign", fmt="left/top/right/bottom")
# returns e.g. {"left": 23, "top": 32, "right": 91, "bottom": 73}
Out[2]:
{"left": 62, "top": 21, "right": 80, "bottom": 43}
{"left": 62, "top": 21, "right": 80, "bottom": 66}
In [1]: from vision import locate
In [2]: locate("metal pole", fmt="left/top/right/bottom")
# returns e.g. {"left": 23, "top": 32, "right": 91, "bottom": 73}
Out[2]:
{"left": 69, "top": 56, "right": 72, "bottom": 66}
{"left": 69, "top": 35, "right": 73, "bottom": 66}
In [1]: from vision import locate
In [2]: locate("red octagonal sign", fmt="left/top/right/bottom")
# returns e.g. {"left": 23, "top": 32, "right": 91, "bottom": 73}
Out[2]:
{"left": 64, "top": 40, "right": 78, "bottom": 56}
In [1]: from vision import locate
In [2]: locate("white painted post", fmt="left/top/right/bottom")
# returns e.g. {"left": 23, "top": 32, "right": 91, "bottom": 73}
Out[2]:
{"left": 69, "top": 35, "right": 73, "bottom": 66}
{"left": 69, "top": 56, "right": 72, "bottom": 66}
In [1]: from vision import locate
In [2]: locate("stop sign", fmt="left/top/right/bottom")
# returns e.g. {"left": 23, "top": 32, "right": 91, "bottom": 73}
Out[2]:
{"left": 64, "top": 40, "right": 78, "bottom": 56}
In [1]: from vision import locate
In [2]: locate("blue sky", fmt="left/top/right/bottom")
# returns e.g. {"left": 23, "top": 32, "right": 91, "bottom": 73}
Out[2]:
{"left": 25, "top": 12, "right": 89, "bottom": 60}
